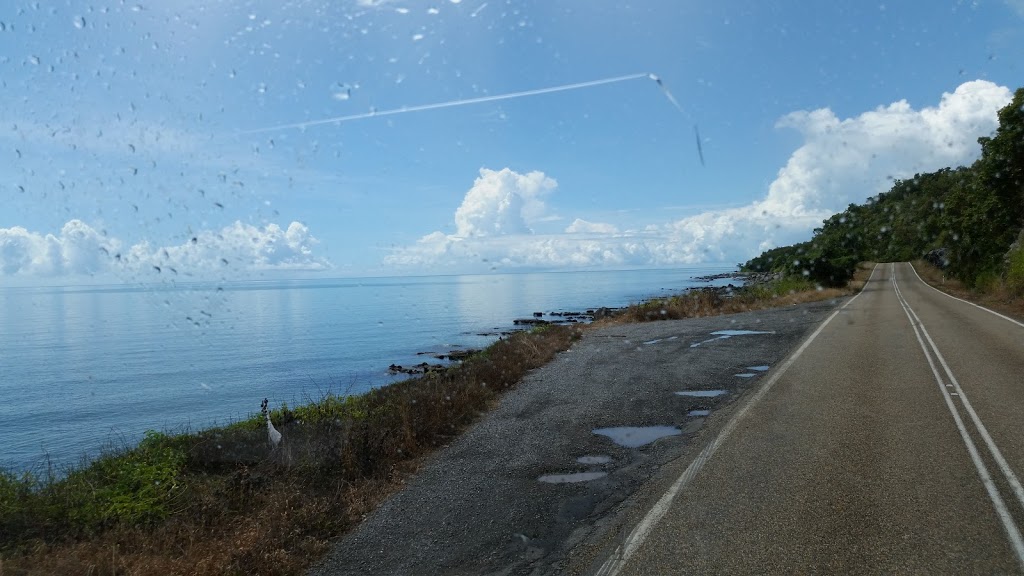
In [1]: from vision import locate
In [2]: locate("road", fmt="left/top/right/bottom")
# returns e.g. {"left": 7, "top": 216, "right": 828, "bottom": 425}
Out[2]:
{"left": 597, "top": 262, "right": 1024, "bottom": 574}
{"left": 310, "top": 295, "right": 845, "bottom": 575}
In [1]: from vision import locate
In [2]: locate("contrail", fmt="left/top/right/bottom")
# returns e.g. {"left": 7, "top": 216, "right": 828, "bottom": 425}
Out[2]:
{"left": 243, "top": 72, "right": 683, "bottom": 134}
{"left": 647, "top": 73, "right": 687, "bottom": 116}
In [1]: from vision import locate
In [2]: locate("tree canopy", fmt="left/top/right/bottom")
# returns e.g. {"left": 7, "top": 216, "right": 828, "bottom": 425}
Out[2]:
{"left": 743, "top": 87, "right": 1024, "bottom": 290}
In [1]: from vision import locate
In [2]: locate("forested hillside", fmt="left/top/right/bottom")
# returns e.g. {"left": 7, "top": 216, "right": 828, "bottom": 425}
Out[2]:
{"left": 743, "top": 87, "right": 1024, "bottom": 292}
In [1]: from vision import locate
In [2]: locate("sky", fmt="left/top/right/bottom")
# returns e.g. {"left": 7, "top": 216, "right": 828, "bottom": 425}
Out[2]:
{"left": 1, "top": 0, "right": 1023, "bottom": 285}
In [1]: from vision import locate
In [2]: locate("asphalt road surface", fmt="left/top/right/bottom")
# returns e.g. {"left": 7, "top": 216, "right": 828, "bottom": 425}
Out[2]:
{"left": 598, "top": 262, "right": 1024, "bottom": 575}
{"left": 311, "top": 263, "right": 1024, "bottom": 575}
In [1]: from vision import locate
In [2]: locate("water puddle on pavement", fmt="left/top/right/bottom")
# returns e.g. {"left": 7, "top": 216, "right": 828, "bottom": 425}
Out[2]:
{"left": 735, "top": 373, "right": 757, "bottom": 378}
{"left": 576, "top": 455, "right": 613, "bottom": 465}
{"left": 690, "top": 330, "right": 776, "bottom": 348}
{"left": 675, "top": 389, "right": 727, "bottom": 397}
{"left": 688, "top": 409, "right": 711, "bottom": 417}
{"left": 593, "top": 426, "right": 681, "bottom": 448}
{"left": 748, "top": 365, "right": 770, "bottom": 371}
{"left": 538, "top": 471, "right": 608, "bottom": 484}
{"left": 643, "top": 336, "right": 679, "bottom": 345}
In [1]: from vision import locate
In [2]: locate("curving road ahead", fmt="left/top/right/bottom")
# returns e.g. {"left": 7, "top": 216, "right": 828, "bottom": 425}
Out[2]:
{"left": 598, "top": 262, "right": 1024, "bottom": 575}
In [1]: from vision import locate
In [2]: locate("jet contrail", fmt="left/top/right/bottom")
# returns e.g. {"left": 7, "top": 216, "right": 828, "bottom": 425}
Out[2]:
{"left": 244, "top": 72, "right": 683, "bottom": 134}
{"left": 244, "top": 73, "right": 705, "bottom": 166}
{"left": 647, "top": 73, "right": 687, "bottom": 116}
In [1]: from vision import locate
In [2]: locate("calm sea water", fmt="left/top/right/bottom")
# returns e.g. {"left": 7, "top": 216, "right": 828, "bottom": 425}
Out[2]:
{"left": 1, "top": 267, "right": 733, "bottom": 472}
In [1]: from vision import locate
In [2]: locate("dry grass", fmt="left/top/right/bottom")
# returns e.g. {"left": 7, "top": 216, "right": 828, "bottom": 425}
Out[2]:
{"left": 610, "top": 276, "right": 851, "bottom": 325}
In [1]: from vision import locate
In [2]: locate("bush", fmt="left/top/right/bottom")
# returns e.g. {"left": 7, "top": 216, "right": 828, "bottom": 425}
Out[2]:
{"left": 1006, "top": 239, "right": 1024, "bottom": 297}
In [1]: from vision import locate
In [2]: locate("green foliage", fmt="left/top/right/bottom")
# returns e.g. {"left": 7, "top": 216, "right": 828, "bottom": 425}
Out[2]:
{"left": 0, "top": 430, "right": 188, "bottom": 549}
{"left": 744, "top": 87, "right": 1024, "bottom": 290}
{"left": 61, "top": 430, "right": 187, "bottom": 527}
{"left": 1006, "top": 240, "right": 1024, "bottom": 297}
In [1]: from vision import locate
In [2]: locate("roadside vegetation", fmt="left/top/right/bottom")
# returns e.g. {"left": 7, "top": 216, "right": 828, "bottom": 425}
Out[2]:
{"left": 0, "top": 325, "right": 581, "bottom": 575}
{"left": 617, "top": 275, "right": 851, "bottom": 324}
{"left": 742, "top": 86, "right": 1024, "bottom": 302}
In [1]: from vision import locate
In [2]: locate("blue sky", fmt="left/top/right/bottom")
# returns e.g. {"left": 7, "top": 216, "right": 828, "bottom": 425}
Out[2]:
{"left": 1, "top": 0, "right": 1022, "bottom": 284}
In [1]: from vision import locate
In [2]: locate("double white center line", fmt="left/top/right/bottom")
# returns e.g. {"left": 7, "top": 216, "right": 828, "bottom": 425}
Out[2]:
{"left": 891, "top": 262, "right": 1024, "bottom": 567}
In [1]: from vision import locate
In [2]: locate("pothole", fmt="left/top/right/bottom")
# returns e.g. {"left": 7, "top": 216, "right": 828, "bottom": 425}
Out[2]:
{"left": 690, "top": 330, "right": 776, "bottom": 348}
{"left": 538, "top": 471, "right": 608, "bottom": 484}
{"left": 675, "top": 389, "right": 727, "bottom": 398}
{"left": 593, "top": 426, "right": 681, "bottom": 448}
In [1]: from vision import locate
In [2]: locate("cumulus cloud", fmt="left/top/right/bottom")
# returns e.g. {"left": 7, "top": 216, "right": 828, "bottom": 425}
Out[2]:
{"left": 453, "top": 168, "right": 557, "bottom": 237}
{"left": 386, "top": 80, "right": 1013, "bottom": 271}
{"left": 0, "top": 220, "right": 122, "bottom": 276}
{"left": 565, "top": 219, "right": 619, "bottom": 235}
{"left": 0, "top": 220, "right": 330, "bottom": 280}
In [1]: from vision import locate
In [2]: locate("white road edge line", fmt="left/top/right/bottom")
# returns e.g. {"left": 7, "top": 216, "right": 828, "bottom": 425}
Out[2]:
{"left": 892, "top": 263, "right": 1024, "bottom": 568}
{"left": 897, "top": 263, "right": 1024, "bottom": 512}
{"left": 908, "top": 262, "right": 1024, "bottom": 330}
{"left": 593, "top": 264, "right": 879, "bottom": 576}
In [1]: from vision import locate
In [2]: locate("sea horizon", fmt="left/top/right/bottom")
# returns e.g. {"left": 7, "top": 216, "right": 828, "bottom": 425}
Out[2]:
{"left": 1, "top": 265, "right": 737, "bottom": 473}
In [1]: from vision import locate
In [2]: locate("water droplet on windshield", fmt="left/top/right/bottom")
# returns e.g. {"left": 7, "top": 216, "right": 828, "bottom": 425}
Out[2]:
{"left": 331, "top": 82, "right": 351, "bottom": 100}
{"left": 73, "top": 16, "right": 85, "bottom": 29}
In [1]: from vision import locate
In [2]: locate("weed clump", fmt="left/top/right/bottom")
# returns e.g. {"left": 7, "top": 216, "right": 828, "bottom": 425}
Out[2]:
{"left": 616, "top": 275, "right": 848, "bottom": 324}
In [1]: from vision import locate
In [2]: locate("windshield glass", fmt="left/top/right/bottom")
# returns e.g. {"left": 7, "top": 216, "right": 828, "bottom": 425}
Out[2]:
{"left": 2, "top": 1, "right": 1022, "bottom": 574}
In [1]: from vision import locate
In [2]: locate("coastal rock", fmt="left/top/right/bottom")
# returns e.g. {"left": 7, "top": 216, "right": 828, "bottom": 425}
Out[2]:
{"left": 434, "top": 349, "right": 481, "bottom": 361}
{"left": 591, "top": 307, "right": 621, "bottom": 320}
{"left": 514, "top": 318, "right": 550, "bottom": 326}
{"left": 388, "top": 362, "right": 446, "bottom": 376}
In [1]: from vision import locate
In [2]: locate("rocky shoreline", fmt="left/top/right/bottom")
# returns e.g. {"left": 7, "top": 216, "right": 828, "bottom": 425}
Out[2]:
{"left": 385, "top": 268, "right": 782, "bottom": 374}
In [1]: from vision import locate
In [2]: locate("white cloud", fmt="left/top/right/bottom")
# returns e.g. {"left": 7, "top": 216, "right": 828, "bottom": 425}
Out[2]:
{"left": 565, "top": 219, "right": 618, "bottom": 235}
{"left": 0, "top": 220, "right": 330, "bottom": 281}
{"left": 0, "top": 220, "right": 122, "bottom": 276}
{"left": 386, "top": 81, "right": 1013, "bottom": 272}
{"left": 453, "top": 167, "right": 557, "bottom": 237}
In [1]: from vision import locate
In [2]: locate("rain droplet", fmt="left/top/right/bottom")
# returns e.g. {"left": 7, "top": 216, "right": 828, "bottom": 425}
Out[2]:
{"left": 395, "top": 7, "right": 409, "bottom": 14}
{"left": 412, "top": 33, "right": 424, "bottom": 41}
{"left": 73, "top": 16, "right": 85, "bottom": 28}
{"left": 331, "top": 82, "right": 351, "bottom": 100}
{"left": 257, "top": 82, "right": 267, "bottom": 94}
{"left": 29, "top": 55, "right": 40, "bottom": 65}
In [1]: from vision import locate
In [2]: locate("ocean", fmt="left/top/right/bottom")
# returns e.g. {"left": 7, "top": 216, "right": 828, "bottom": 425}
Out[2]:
{"left": 0, "top": 266, "right": 734, "bottom": 473}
